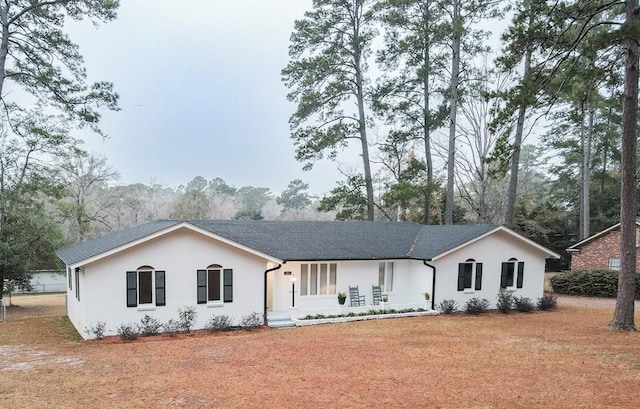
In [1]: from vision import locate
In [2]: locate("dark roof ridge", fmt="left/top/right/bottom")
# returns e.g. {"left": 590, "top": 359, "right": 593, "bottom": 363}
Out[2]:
{"left": 55, "top": 220, "right": 511, "bottom": 266}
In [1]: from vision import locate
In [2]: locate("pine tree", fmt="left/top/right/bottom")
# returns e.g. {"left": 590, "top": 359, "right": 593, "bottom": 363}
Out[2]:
{"left": 282, "top": 0, "right": 377, "bottom": 220}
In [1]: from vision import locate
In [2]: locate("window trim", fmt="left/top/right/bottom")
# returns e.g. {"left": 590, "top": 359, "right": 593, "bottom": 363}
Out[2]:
{"left": 609, "top": 257, "right": 621, "bottom": 271}
{"left": 378, "top": 261, "right": 394, "bottom": 292}
{"left": 501, "top": 259, "right": 524, "bottom": 289}
{"left": 300, "top": 263, "right": 338, "bottom": 296}
{"left": 126, "top": 266, "right": 166, "bottom": 309}
{"left": 197, "top": 265, "right": 233, "bottom": 305}
{"left": 457, "top": 259, "right": 482, "bottom": 292}
{"left": 75, "top": 267, "right": 80, "bottom": 301}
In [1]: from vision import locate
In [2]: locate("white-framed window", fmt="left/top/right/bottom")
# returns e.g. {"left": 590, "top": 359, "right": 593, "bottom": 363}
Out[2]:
{"left": 501, "top": 258, "right": 524, "bottom": 289}
{"left": 197, "top": 264, "right": 233, "bottom": 304}
{"left": 126, "top": 265, "right": 165, "bottom": 308}
{"left": 378, "top": 262, "right": 394, "bottom": 292}
{"left": 457, "top": 259, "right": 483, "bottom": 292}
{"left": 75, "top": 267, "right": 81, "bottom": 300}
{"left": 300, "top": 263, "right": 337, "bottom": 296}
{"left": 609, "top": 257, "right": 621, "bottom": 271}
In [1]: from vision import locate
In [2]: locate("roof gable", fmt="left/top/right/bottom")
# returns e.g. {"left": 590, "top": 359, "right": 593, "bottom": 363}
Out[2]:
{"left": 412, "top": 225, "right": 560, "bottom": 260}
{"left": 566, "top": 221, "right": 640, "bottom": 252}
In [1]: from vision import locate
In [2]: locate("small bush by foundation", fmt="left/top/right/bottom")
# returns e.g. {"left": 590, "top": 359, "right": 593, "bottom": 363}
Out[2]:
{"left": 438, "top": 300, "right": 458, "bottom": 314}
{"left": 117, "top": 323, "right": 138, "bottom": 341}
{"left": 162, "top": 319, "right": 180, "bottom": 337}
{"left": 240, "top": 312, "right": 264, "bottom": 329}
{"left": 138, "top": 314, "right": 162, "bottom": 336}
{"left": 178, "top": 306, "right": 198, "bottom": 333}
{"left": 85, "top": 321, "right": 106, "bottom": 339}
{"left": 537, "top": 295, "right": 557, "bottom": 310}
{"left": 206, "top": 315, "right": 234, "bottom": 332}
{"left": 514, "top": 296, "right": 534, "bottom": 312}
{"left": 496, "top": 289, "right": 515, "bottom": 313}
{"left": 464, "top": 298, "right": 490, "bottom": 314}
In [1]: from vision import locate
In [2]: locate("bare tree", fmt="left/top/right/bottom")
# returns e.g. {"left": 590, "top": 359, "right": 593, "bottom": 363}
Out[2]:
{"left": 58, "top": 152, "right": 119, "bottom": 242}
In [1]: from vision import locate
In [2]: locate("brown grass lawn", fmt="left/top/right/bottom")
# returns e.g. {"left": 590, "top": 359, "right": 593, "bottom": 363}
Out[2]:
{"left": 0, "top": 294, "right": 638, "bottom": 409}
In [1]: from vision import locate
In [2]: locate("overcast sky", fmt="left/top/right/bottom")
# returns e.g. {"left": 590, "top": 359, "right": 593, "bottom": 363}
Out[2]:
{"left": 68, "top": 0, "right": 350, "bottom": 195}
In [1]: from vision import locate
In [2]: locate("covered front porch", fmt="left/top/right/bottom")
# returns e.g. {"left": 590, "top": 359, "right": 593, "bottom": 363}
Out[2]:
{"left": 265, "top": 258, "right": 435, "bottom": 327}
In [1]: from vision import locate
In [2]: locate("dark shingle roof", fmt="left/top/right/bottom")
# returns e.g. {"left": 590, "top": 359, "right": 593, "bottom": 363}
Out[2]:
{"left": 56, "top": 220, "right": 500, "bottom": 266}
{"left": 191, "top": 220, "right": 425, "bottom": 261}
{"left": 56, "top": 220, "right": 180, "bottom": 265}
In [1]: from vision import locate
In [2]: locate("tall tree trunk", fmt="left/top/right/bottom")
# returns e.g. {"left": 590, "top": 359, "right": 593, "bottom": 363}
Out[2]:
{"left": 0, "top": 3, "right": 9, "bottom": 98}
{"left": 422, "top": 2, "right": 433, "bottom": 225}
{"left": 581, "top": 107, "right": 594, "bottom": 240}
{"left": 600, "top": 105, "right": 612, "bottom": 197}
{"left": 505, "top": 49, "right": 531, "bottom": 228}
{"left": 445, "top": 0, "right": 460, "bottom": 225}
{"left": 353, "top": 2, "right": 374, "bottom": 221}
{"left": 577, "top": 101, "right": 590, "bottom": 241}
{"left": 609, "top": 0, "right": 638, "bottom": 331}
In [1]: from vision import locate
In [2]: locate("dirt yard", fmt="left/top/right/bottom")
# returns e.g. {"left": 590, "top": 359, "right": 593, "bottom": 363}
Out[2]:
{"left": 0, "top": 294, "right": 638, "bottom": 408}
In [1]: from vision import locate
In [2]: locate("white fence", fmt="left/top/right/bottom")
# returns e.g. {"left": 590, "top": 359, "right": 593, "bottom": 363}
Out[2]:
{"left": 9, "top": 271, "right": 67, "bottom": 294}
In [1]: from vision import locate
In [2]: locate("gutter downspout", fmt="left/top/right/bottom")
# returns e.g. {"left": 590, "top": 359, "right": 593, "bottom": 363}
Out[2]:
{"left": 423, "top": 260, "right": 436, "bottom": 311}
{"left": 263, "top": 263, "right": 283, "bottom": 325}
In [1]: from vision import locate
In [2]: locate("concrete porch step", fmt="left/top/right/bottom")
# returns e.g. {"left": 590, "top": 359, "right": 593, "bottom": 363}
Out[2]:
{"left": 267, "top": 317, "right": 296, "bottom": 328}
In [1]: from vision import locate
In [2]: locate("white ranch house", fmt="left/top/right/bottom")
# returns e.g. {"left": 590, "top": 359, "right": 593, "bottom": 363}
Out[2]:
{"left": 56, "top": 220, "right": 559, "bottom": 339}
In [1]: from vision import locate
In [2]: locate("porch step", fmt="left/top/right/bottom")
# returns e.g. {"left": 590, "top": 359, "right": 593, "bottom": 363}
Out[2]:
{"left": 267, "top": 317, "right": 296, "bottom": 328}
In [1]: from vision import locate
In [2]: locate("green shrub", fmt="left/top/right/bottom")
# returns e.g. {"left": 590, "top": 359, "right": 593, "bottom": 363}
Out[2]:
{"left": 550, "top": 270, "right": 640, "bottom": 298}
{"left": 85, "top": 321, "right": 107, "bottom": 339}
{"left": 513, "top": 296, "right": 534, "bottom": 312}
{"left": 205, "top": 315, "right": 234, "bottom": 332}
{"left": 537, "top": 295, "right": 557, "bottom": 310}
{"left": 117, "top": 323, "right": 138, "bottom": 341}
{"left": 163, "top": 319, "right": 180, "bottom": 337}
{"left": 178, "top": 306, "right": 198, "bottom": 332}
{"left": 138, "top": 314, "right": 162, "bottom": 336}
{"left": 496, "top": 289, "right": 515, "bottom": 313}
{"left": 300, "top": 308, "right": 425, "bottom": 320}
{"left": 464, "top": 298, "right": 490, "bottom": 314}
{"left": 438, "top": 299, "right": 458, "bottom": 314}
{"left": 240, "top": 312, "right": 264, "bottom": 329}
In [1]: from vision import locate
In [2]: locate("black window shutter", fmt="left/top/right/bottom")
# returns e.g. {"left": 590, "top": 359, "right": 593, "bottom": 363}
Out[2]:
{"left": 500, "top": 263, "right": 508, "bottom": 289}
{"left": 68, "top": 267, "right": 72, "bottom": 290}
{"left": 197, "top": 270, "right": 207, "bottom": 304}
{"left": 126, "top": 271, "right": 137, "bottom": 307}
{"left": 223, "top": 269, "right": 233, "bottom": 302}
{"left": 457, "top": 264, "right": 465, "bottom": 291}
{"left": 474, "top": 263, "right": 483, "bottom": 291}
{"left": 516, "top": 262, "right": 525, "bottom": 288}
{"left": 155, "top": 270, "right": 166, "bottom": 306}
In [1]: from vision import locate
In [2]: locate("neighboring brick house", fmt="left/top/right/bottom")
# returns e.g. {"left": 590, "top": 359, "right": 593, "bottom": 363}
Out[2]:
{"left": 566, "top": 222, "right": 640, "bottom": 270}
